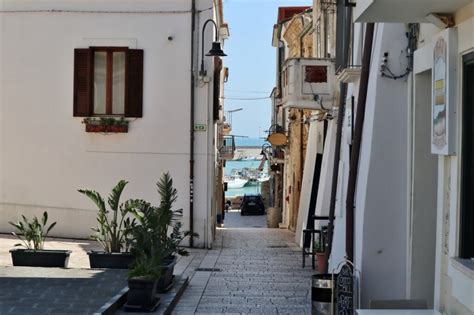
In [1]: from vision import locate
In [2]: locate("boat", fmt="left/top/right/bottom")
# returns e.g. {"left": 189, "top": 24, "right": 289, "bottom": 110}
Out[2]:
{"left": 257, "top": 173, "right": 270, "bottom": 182}
{"left": 226, "top": 177, "right": 248, "bottom": 189}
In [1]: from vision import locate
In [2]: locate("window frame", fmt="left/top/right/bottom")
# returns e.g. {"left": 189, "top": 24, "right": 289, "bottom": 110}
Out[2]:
{"left": 73, "top": 46, "right": 143, "bottom": 118}
{"left": 91, "top": 46, "right": 129, "bottom": 117}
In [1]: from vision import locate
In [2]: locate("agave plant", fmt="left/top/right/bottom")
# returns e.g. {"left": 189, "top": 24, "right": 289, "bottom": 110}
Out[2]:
{"left": 9, "top": 211, "right": 57, "bottom": 250}
{"left": 79, "top": 180, "right": 135, "bottom": 253}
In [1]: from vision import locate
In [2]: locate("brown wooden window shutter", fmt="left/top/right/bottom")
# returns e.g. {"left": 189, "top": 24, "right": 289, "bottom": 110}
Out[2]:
{"left": 125, "top": 49, "right": 144, "bottom": 118}
{"left": 213, "top": 57, "right": 223, "bottom": 121}
{"left": 73, "top": 49, "right": 93, "bottom": 117}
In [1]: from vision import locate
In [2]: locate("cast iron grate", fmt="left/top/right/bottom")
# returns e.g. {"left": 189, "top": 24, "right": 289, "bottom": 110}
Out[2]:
{"left": 195, "top": 268, "right": 221, "bottom": 272}
{"left": 267, "top": 245, "right": 289, "bottom": 248}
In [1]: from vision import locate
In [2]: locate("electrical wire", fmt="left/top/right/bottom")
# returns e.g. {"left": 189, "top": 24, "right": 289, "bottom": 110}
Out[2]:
{"left": 224, "top": 89, "right": 271, "bottom": 94}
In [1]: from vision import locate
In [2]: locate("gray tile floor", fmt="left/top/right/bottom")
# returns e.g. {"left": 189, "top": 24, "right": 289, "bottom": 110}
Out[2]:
{"left": 174, "top": 210, "right": 314, "bottom": 314}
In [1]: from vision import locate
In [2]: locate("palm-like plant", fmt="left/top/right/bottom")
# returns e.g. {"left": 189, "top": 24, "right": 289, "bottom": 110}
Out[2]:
{"left": 128, "top": 173, "right": 198, "bottom": 264}
{"left": 79, "top": 180, "right": 135, "bottom": 253}
{"left": 9, "top": 211, "right": 57, "bottom": 250}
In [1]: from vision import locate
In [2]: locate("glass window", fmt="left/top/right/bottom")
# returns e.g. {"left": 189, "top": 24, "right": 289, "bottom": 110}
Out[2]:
{"left": 94, "top": 52, "right": 107, "bottom": 115}
{"left": 112, "top": 52, "right": 126, "bottom": 115}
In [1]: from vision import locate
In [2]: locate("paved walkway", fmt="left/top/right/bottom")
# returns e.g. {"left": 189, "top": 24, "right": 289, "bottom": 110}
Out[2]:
{"left": 174, "top": 210, "right": 315, "bottom": 314}
{"left": 0, "top": 210, "right": 314, "bottom": 314}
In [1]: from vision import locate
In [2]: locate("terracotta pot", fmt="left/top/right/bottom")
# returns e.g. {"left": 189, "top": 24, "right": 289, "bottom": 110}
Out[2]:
{"left": 316, "top": 252, "right": 327, "bottom": 273}
{"left": 85, "top": 123, "right": 128, "bottom": 133}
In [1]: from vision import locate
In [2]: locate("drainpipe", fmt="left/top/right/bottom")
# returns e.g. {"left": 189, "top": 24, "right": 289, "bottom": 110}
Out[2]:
{"left": 189, "top": 0, "right": 196, "bottom": 247}
{"left": 345, "top": 23, "right": 375, "bottom": 262}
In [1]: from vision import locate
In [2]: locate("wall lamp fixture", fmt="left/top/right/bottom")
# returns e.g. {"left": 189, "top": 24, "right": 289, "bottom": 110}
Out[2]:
{"left": 199, "top": 19, "right": 227, "bottom": 77}
{"left": 344, "top": 0, "right": 356, "bottom": 7}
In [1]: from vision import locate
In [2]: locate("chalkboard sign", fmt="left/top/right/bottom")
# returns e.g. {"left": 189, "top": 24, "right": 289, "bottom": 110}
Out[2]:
{"left": 336, "top": 263, "right": 354, "bottom": 315}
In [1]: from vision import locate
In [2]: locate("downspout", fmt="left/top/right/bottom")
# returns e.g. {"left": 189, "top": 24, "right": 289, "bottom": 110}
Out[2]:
{"left": 189, "top": 0, "right": 196, "bottom": 247}
{"left": 345, "top": 23, "right": 374, "bottom": 262}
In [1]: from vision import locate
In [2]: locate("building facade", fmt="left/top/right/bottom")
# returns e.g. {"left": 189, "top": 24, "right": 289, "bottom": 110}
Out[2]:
{"left": 0, "top": 0, "right": 228, "bottom": 249}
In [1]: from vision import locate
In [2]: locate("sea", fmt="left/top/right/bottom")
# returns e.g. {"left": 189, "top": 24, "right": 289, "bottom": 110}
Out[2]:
{"left": 225, "top": 137, "right": 268, "bottom": 198}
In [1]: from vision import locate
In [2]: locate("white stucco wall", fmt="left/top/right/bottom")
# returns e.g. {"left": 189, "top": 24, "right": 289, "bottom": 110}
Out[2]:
{"left": 329, "top": 23, "right": 409, "bottom": 307}
{"left": 0, "top": 0, "right": 216, "bottom": 248}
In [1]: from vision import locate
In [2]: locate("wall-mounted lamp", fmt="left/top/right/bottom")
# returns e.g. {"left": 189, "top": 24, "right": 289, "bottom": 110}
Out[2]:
{"left": 200, "top": 19, "right": 227, "bottom": 77}
{"left": 425, "top": 13, "right": 454, "bottom": 28}
{"left": 344, "top": 0, "right": 356, "bottom": 7}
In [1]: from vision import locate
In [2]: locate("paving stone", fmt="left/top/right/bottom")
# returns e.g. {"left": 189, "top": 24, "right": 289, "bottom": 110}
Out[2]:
{"left": 175, "top": 211, "right": 314, "bottom": 313}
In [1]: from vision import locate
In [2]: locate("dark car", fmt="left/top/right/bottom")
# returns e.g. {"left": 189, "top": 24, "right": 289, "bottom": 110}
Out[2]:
{"left": 240, "top": 194, "right": 265, "bottom": 216}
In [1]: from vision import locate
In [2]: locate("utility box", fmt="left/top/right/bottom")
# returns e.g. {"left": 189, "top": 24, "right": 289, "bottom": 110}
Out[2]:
{"left": 281, "top": 58, "right": 336, "bottom": 110}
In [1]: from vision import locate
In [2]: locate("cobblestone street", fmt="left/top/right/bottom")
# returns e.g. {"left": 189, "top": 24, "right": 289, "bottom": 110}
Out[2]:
{"left": 174, "top": 210, "right": 314, "bottom": 314}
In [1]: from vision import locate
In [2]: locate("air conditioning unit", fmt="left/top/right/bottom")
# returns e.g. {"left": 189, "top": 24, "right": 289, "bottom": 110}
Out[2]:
{"left": 281, "top": 58, "right": 336, "bottom": 109}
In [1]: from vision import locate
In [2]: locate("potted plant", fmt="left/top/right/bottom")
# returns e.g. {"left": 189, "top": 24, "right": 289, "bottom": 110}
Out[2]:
{"left": 125, "top": 254, "right": 163, "bottom": 312}
{"left": 128, "top": 173, "right": 198, "bottom": 293}
{"left": 79, "top": 180, "right": 136, "bottom": 269}
{"left": 316, "top": 239, "right": 327, "bottom": 273}
{"left": 9, "top": 211, "right": 71, "bottom": 267}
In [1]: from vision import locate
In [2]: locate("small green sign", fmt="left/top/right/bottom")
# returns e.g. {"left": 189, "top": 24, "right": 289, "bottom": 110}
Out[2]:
{"left": 194, "top": 124, "right": 207, "bottom": 131}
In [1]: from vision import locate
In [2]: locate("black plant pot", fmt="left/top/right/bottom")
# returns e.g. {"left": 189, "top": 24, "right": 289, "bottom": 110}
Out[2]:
{"left": 125, "top": 278, "right": 160, "bottom": 312}
{"left": 10, "top": 249, "right": 71, "bottom": 268}
{"left": 87, "top": 251, "right": 135, "bottom": 269}
{"left": 156, "top": 256, "right": 177, "bottom": 293}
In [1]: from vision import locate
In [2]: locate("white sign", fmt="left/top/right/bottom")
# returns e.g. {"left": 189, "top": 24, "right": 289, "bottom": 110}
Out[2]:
{"left": 431, "top": 28, "right": 457, "bottom": 155}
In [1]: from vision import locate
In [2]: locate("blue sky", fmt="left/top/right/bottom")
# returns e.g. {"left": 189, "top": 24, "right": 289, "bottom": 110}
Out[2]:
{"left": 222, "top": 0, "right": 311, "bottom": 138}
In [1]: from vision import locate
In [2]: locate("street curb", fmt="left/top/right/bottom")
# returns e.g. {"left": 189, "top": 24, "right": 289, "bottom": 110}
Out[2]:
{"left": 95, "top": 276, "right": 189, "bottom": 315}
{"left": 94, "top": 286, "right": 128, "bottom": 315}
{"left": 164, "top": 276, "right": 189, "bottom": 315}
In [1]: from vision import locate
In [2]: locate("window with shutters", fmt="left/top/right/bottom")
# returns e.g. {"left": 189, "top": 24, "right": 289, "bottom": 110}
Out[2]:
{"left": 73, "top": 47, "right": 143, "bottom": 118}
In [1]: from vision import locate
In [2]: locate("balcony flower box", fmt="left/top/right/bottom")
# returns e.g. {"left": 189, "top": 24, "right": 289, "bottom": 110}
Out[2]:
{"left": 82, "top": 117, "right": 129, "bottom": 133}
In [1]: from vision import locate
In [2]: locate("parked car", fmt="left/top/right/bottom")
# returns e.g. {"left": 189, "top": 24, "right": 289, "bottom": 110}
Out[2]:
{"left": 240, "top": 194, "right": 265, "bottom": 216}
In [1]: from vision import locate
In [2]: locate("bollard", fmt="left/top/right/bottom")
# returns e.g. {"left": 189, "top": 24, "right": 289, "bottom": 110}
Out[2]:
{"left": 312, "top": 273, "right": 337, "bottom": 315}
{"left": 266, "top": 207, "right": 282, "bottom": 228}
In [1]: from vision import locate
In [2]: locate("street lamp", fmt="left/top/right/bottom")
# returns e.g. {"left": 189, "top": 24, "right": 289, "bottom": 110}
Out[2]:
{"left": 200, "top": 19, "right": 227, "bottom": 77}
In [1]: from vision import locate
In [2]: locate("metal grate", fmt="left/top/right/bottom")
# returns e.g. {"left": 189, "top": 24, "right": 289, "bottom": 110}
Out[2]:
{"left": 195, "top": 268, "right": 221, "bottom": 272}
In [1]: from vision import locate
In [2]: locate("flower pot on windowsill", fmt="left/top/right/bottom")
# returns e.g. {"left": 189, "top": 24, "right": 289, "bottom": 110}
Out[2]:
{"left": 85, "top": 124, "right": 128, "bottom": 133}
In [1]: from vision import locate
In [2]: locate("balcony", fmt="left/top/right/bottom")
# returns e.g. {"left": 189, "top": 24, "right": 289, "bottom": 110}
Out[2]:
{"left": 218, "top": 135, "right": 235, "bottom": 160}
{"left": 354, "top": 0, "right": 472, "bottom": 23}
{"left": 281, "top": 58, "right": 336, "bottom": 110}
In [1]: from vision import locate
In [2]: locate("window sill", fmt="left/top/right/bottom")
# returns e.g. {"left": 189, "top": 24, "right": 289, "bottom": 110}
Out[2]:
{"left": 448, "top": 258, "right": 474, "bottom": 312}
{"left": 451, "top": 257, "right": 474, "bottom": 279}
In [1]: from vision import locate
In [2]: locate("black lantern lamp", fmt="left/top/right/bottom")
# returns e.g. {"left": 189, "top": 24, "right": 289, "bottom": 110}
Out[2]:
{"left": 200, "top": 19, "right": 227, "bottom": 76}
{"left": 344, "top": 0, "right": 356, "bottom": 7}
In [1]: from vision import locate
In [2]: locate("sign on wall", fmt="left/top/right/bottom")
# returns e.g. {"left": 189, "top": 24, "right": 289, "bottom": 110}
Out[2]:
{"left": 431, "top": 28, "right": 457, "bottom": 155}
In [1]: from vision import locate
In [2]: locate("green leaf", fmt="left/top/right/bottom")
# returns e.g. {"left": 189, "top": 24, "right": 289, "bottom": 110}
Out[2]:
{"left": 108, "top": 180, "right": 128, "bottom": 211}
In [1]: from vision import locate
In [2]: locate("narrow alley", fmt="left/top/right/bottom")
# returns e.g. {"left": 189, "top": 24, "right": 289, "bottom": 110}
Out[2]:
{"left": 174, "top": 210, "right": 314, "bottom": 314}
